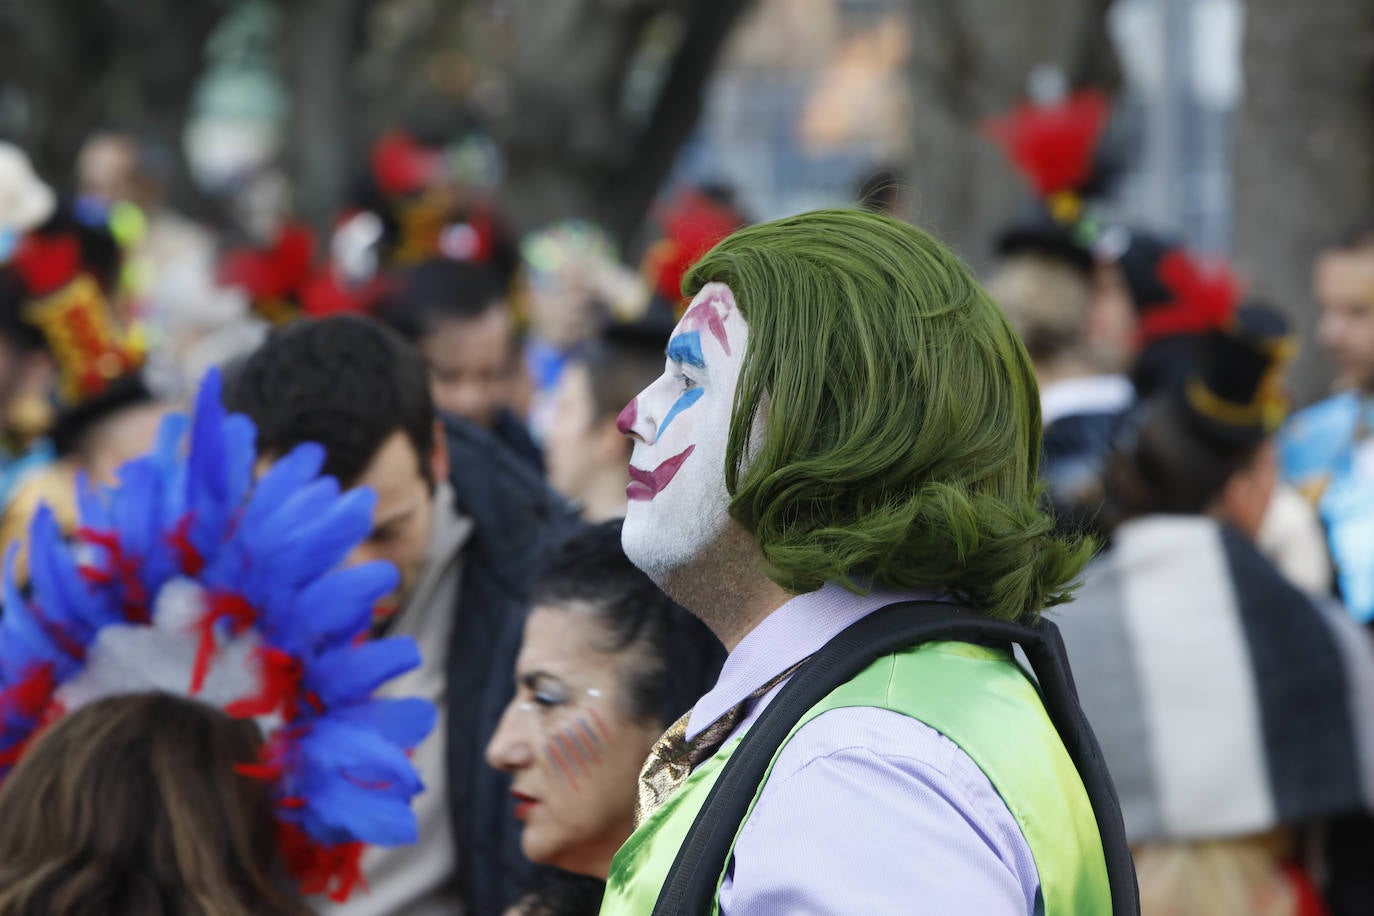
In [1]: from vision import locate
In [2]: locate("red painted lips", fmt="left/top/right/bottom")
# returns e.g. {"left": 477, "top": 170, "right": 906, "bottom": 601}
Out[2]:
{"left": 627, "top": 446, "right": 695, "bottom": 501}
{"left": 512, "top": 790, "right": 538, "bottom": 820}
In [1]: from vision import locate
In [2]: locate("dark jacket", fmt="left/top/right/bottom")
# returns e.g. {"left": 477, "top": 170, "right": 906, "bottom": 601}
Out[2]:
{"left": 492, "top": 407, "right": 545, "bottom": 476}
{"left": 441, "top": 415, "right": 583, "bottom": 914}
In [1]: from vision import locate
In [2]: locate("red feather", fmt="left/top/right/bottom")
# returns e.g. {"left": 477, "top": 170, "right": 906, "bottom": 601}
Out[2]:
{"left": 0, "top": 664, "right": 57, "bottom": 769}
{"left": 218, "top": 223, "right": 316, "bottom": 302}
{"left": 371, "top": 131, "right": 442, "bottom": 198}
{"left": 277, "top": 822, "right": 367, "bottom": 902}
{"left": 983, "top": 89, "right": 1111, "bottom": 197}
{"left": 190, "top": 592, "right": 258, "bottom": 696}
{"left": 646, "top": 190, "right": 743, "bottom": 307}
{"left": 1137, "top": 250, "right": 1242, "bottom": 344}
{"left": 75, "top": 528, "right": 149, "bottom": 623}
{"left": 300, "top": 270, "right": 386, "bottom": 318}
{"left": 12, "top": 234, "right": 83, "bottom": 297}
{"left": 226, "top": 646, "right": 305, "bottom": 721}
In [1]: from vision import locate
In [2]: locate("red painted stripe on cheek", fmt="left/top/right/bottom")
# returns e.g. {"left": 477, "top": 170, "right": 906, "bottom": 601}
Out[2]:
{"left": 546, "top": 739, "right": 579, "bottom": 791}
{"left": 569, "top": 719, "right": 602, "bottom": 763}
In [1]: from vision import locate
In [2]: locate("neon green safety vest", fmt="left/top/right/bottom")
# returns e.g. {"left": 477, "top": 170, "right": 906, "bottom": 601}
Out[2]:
{"left": 601, "top": 641, "right": 1111, "bottom": 915}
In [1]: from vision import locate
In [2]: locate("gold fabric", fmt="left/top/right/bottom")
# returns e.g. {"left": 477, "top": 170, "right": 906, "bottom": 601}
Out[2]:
{"left": 634, "top": 658, "right": 807, "bottom": 827}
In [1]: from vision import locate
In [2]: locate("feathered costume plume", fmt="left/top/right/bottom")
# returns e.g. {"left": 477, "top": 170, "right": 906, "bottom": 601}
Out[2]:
{"left": 1137, "top": 249, "right": 1243, "bottom": 345}
{"left": 0, "top": 369, "right": 434, "bottom": 901}
{"left": 983, "top": 89, "right": 1111, "bottom": 202}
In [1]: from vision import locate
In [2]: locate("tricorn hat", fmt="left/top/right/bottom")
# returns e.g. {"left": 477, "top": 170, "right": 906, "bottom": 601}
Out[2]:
{"left": 1180, "top": 303, "right": 1297, "bottom": 447}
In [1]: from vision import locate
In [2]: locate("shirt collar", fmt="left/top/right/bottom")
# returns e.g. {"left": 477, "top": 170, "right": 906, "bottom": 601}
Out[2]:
{"left": 685, "top": 582, "right": 935, "bottom": 741}
{"left": 1040, "top": 374, "right": 1135, "bottom": 427}
{"left": 389, "top": 482, "right": 472, "bottom": 627}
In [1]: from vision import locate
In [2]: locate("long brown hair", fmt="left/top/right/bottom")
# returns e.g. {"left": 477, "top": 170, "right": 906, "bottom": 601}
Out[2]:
{"left": 0, "top": 692, "right": 309, "bottom": 916}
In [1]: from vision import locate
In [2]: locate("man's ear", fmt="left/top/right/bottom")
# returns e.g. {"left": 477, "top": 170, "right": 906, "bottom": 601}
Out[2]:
{"left": 430, "top": 420, "right": 451, "bottom": 484}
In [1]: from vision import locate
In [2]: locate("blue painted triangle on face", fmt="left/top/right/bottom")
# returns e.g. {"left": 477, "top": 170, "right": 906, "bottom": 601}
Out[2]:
{"left": 658, "top": 387, "right": 704, "bottom": 437}
{"left": 666, "top": 331, "right": 706, "bottom": 369}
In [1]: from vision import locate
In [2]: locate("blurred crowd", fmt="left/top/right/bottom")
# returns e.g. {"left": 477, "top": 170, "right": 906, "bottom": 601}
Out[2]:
{"left": 0, "top": 81, "right": 1373, "bottom": 916}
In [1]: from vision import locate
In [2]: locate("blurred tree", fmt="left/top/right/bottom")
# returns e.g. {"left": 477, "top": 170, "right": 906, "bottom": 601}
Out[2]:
{"left": 899, "top": 0, "right": 1119, "bottom": 267}
{"left": 2, "top": 0, "right": 748, "bottom": 246}
{"left": 283, "top": 0, "right": 752, "bottom": 244}
{"left": 1232, "top": 0, "right": 1374, "bottom": 404}
{"left": 0, "top": 0, "right": 230, "bottom": 217}
{"left": 279, "top": 0, "right": 377, "bottom": 231}
{"left": 485, "top": 0, "right": 754, "bottom": 243}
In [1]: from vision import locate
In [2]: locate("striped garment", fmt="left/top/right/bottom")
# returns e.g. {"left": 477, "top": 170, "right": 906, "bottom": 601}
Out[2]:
{"left": 1053, "top": 514, "right": 1374, "bottom": 843}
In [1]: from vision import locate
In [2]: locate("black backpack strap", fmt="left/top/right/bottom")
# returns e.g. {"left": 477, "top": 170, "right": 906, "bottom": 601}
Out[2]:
{"left": 651, "top": 600, "right": 1140, "bottom": 915}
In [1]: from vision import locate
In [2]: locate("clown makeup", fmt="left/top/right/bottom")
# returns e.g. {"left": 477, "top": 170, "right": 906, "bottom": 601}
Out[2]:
{"left": 618, "top": 282, "right": 750, "bottom": 584}
{"left": 485, "top": 606, "right": 664, "bottom": 879}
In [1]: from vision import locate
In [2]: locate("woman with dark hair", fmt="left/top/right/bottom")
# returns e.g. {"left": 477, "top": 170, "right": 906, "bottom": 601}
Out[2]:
{"left": 1058, "top": 308, "right": 1374, "bottom": 915}
{"left": 0, "top": 692, "right": 309, "bottom": 916}
{"left": 486, "top": 519, "right": 726, "bottom": 914}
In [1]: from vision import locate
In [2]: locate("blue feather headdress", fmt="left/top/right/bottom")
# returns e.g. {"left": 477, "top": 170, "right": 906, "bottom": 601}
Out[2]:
{"left": 0, "top": 369, "right": 435, "bottom": 901}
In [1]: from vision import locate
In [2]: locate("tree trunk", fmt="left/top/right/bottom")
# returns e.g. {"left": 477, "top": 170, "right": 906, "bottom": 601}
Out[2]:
{"left": 491, "top": 0, "right": 752, "bottom": 246}
{"left": 0, "top": 0, "right": 226, "bottom": 215}
{"left": 902, "top": 0, "right": 1119, "bottom": 269}
{"left": 1232, "top": 0, "right": 1374, "bottom": 406}
{"left": 281, "top": 0, "right": 377, "bottom": 234}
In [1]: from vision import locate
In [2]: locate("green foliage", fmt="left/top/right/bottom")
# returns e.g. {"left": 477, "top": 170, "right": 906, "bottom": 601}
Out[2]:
{"left": 684, "top": 209, "right": 1093, "bottom": 621}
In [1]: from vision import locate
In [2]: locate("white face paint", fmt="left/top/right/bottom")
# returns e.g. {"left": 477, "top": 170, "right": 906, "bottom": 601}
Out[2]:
{"left": 617, "top": 282, "right": 749, "bottom": 584}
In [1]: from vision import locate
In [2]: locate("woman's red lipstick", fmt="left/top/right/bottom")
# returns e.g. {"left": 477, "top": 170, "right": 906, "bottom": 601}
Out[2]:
{"left": 512, "top": 791, "right": 539, "bottom": 820}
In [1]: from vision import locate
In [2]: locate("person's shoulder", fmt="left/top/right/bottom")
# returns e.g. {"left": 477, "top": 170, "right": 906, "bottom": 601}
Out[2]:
{"left": 765, "top": 706, "right": 999, "bottom": 817}
{"left": 1287, "top": 390, "right": 1360, "bottom": 427}
{"left": 491, "top": 409, "right": 545, "bottom": 473}
{"left": 442, "top": 415, "right": 581, "bottom": 560}
{"left": 1281, "top": 392, "right": 1361, "bottom": 478}
{"left": 443, "top": 415, "right": 548, "bottom": 503}
{"left": 727, "top": 706, "right": 1038, "bottom": 914}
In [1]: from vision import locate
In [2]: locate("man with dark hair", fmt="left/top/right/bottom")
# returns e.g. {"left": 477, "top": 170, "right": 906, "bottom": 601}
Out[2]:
{"left": 1060, "top": 307, "right": 1374, "bottom": 915}
{"left": 223, "top": 314, "right": 580, "bottom": 916}
{"left": 380, "top": 257, "right": 541, "bottom": 470}
{"left": 545, "top": 328, "right": 667, "bottom": 521}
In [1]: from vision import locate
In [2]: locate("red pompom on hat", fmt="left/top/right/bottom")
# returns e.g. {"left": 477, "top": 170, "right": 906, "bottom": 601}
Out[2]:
{"left": 983, "top": 89, "right": 1111, "bottom": 199}
{"left": 370, "top": 131, "right": 444, "bottom": 199}
{"left": 1137, "top": 249, "right": 1243, "bottom": 346}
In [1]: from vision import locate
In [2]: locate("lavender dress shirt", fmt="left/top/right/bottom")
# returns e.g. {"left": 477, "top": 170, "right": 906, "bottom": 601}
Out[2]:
{"left": 686, "top": 583, "right": 1041, "bottom": 915}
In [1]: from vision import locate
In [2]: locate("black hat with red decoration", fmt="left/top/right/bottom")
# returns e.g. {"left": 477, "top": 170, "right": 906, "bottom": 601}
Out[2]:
{"left": 1179, "top": 302, "right": 1296, "bottom": 448}
{"left": 984, "top": 88, "right": 1116, "bottom": 274}
{"left": 1122, "top": 242, "right": 1243, "bottom": 399}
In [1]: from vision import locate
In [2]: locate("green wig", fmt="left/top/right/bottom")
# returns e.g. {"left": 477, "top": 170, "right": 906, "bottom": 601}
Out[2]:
{"left": 684, "top": 208, "right": 1091, "bottom": 621}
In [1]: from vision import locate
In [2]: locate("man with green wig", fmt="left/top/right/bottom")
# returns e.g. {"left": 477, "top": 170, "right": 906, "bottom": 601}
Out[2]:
{"left": 602, "top": 209, "right": 1128, "bottom": 914}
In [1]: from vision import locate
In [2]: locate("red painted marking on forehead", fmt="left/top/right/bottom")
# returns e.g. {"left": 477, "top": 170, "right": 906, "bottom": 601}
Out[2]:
{"left": 681, "top": 291, "right": 733, "bottom": 356}
{"left": 616, "top": 398, "right": 638, "bottom": 436}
